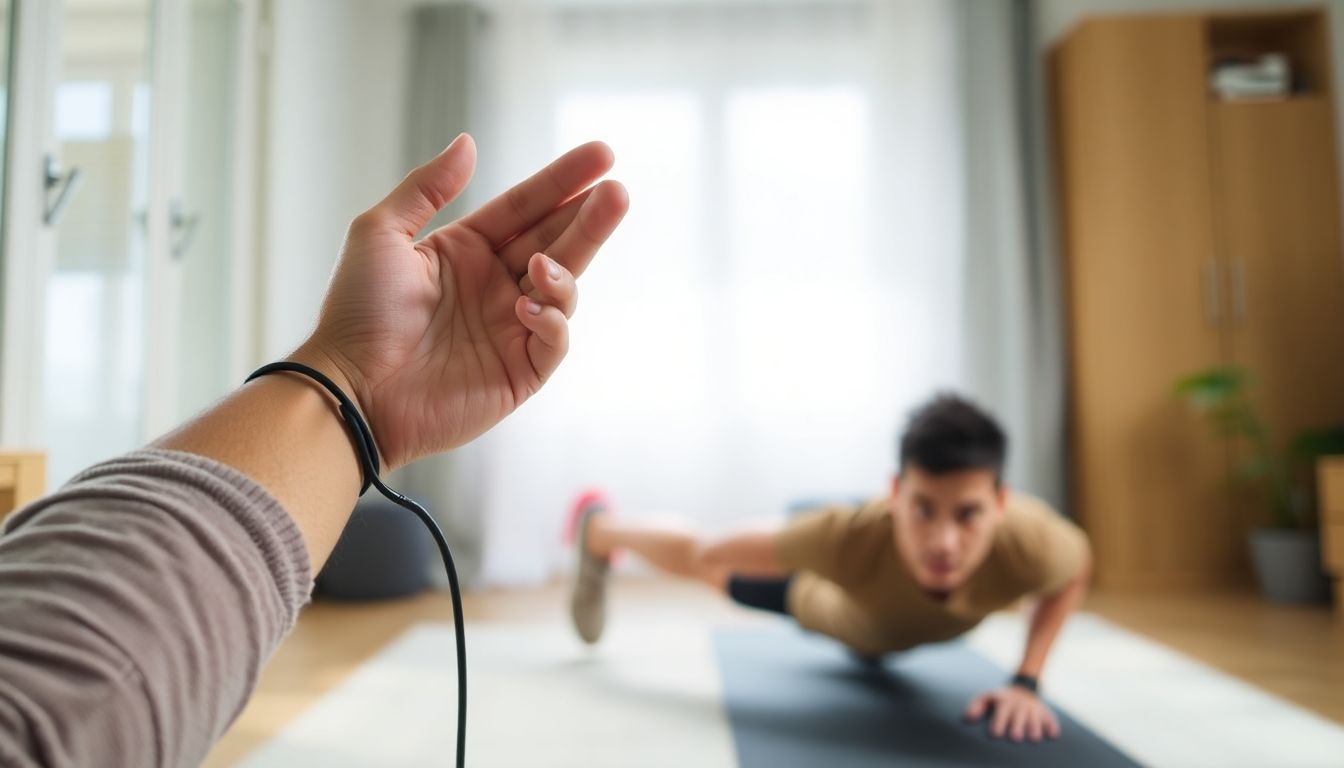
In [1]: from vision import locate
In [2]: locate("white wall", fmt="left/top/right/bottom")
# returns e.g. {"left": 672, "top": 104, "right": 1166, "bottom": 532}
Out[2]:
{"left": 260, "top": 0, "right": 413, "bottom": 360}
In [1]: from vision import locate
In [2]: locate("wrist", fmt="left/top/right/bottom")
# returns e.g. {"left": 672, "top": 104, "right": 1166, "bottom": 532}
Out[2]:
{"left": 1009, "top": 672, "right": 1039, "bottom": 694}
{"left": 275, "top": 344, "right": 390, "bottom": 478}
{"left": 288, "top": 340, "right": 368, "bottom": 420}
{"left": 161, "top": 361, "right": 368, "bottom": 570}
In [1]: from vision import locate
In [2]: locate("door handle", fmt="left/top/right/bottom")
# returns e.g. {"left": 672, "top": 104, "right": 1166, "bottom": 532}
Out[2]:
{"left": 169, "top": 200, "right": 200, "bottom": 260}
{"left": 1203, "top": 260, "right": 1222, "bottom": 326}
{"left": 43, "top": 154, "right": 82, "bottom": 226}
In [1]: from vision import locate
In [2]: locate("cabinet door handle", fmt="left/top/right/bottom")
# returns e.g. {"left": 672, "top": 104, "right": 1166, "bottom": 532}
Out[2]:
{"left": 1203, "top": 260, "right": 1222, "bottom": 326}
{"left": 1231, "top": 259, "right": 1247, "bottom": 323}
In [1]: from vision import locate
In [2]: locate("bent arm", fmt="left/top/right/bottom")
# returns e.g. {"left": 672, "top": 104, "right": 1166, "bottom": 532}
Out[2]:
{"left": 1017, "top": 550, "right": 1092, "bottom": 680}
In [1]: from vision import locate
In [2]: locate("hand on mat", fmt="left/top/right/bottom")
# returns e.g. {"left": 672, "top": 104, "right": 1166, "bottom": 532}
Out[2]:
{"left": 294, "top": 134, "right": 628, "bottom": 469}
{"left": 964, "top": 687, "right": 1061, "bottom": 743}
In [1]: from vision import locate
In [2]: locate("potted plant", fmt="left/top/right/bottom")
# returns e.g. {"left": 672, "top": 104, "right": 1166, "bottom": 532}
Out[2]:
{"left": 1174, "top": 367, "right": 1344, "bottom": 604}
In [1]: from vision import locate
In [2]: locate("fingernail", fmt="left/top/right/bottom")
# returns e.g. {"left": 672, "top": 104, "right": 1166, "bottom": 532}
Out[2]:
{"left": 526, "top": 299, "right": 544, "bottom": 315}
{"left": 444, "top": 133, "right": 466, "bottom": 154}
{"left": 543, "top": 254, "right": 561, "bottom": 280}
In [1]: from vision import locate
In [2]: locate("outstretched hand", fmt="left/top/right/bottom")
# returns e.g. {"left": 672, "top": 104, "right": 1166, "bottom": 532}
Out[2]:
{"left": 964, "top": 686, "right": 1061, "bottom": 743}
{"left": 294, "top": 134, "right": 628, "bottom": 469}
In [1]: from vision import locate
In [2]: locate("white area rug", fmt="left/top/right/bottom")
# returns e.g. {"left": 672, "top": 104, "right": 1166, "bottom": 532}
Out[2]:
{"left": 240, "top": 619, "right": 737, "bottom": 767}
{"left": 242, "top": 614, "right": 1344, "bottom": 767}
{"left": 967, "top": 614, "right": 1344, "bottom": 768}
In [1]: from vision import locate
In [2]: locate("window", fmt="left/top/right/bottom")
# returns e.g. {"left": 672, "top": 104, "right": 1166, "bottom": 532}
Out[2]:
{"left": 54, "top": 81, "right": 113, "bottom": 141}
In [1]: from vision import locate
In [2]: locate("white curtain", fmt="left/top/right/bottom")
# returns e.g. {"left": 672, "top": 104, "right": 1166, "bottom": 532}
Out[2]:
{"left": 427, "top": 0, "right": 969, "bottom": 586}
{"left": 956, "top": 0, "right": 1066, "bottom": 507}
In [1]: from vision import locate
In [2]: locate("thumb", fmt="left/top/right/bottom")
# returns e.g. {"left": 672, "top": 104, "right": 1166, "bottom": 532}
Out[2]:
{"left": 374, "top": 133, "right": 477, "bottom": 237}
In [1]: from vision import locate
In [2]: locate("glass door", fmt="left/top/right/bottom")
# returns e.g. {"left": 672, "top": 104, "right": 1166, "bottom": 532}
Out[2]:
{"left": 4, "top": 0, "right": 255, "bottom": 484}
{"left": 0, "top": 0, "right": 11, "bottom": 238}
{"left": 42, "top": 0, "right": 157, "bottom": 485}
{"left": 175, "top": 0, "right": 245, "bottom": 420}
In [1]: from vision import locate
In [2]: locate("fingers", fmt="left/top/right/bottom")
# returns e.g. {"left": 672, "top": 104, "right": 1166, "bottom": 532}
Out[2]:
{"left": 963, "top": 694, "right": 990, "bottom": 723}
{"left": 984, "top": 698, "right": 1054, "bottom": 743}
{"left": 1044, "top": 708, "right": 1061, "bottom": 740}
{"left": 1009, "top": 707, "right": 1028, "bottom": 743}
{"left": 498, "top": 187, "right": 595, "bottom": 274}
{"left": 989, "top": 697, "right": 1011, "bottom": 739}
{"left": 512, "top": 248, "right": 580, "bottom": 393}
{"left": 1027, "top": 710, "right": 1045, "bottom": 743}
{"left": 974, "top": 690, "right": 1056, "bottom": 743}
{"left": 515, "top": 296, "right": 569, "bottom": 383}
{"left": 464, "top": 141, "right": 615, "bottom": 248}
{"left": 524, "top": 252, "right": 577, "bottom": 318}
{"left": 369, "top": 133, "right": 477, "bottom": 237}
{"left": 542, "top": 179, "right": 629, "bottom": 279}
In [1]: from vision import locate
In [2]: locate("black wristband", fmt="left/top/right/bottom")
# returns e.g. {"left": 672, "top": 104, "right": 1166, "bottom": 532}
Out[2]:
{"left": 245, "top": 361, "right": 380, "bottom": 494}
{"left": 244, "top": 360, "right": 468, "bottom": 768}
{"left": 1009, "top": 673, "right": 1039, "bottom": 693}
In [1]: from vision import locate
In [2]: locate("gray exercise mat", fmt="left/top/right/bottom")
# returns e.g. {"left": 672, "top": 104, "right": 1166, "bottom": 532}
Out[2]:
{"left": 714, "top": 626, "right": 1142, "bottom": 768}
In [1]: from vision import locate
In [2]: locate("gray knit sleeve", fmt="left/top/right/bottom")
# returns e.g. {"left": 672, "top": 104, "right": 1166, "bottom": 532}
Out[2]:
{"left": 0, "top": 449, "right": 313, "bottom": 768}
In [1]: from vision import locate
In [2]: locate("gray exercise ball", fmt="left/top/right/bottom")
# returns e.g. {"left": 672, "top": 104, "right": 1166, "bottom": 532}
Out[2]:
{"left": 316, "top": 495, "right": 432, "bottom": 601}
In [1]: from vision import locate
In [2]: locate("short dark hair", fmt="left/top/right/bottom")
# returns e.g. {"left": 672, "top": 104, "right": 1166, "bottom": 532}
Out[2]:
{"left": 898, "top": 393, "right": 1007, "bottom": 484}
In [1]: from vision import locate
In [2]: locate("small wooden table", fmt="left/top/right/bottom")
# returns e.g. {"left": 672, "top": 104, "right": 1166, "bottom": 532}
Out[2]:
{"left": 0, "top": 451, "right": 45, "bottom": 525}
{"left": 1319, "top": 457, "right": 1344, "bottom": 615}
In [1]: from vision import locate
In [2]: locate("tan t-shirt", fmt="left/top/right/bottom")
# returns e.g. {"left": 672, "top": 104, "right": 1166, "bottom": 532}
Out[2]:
{"left": 775, "top": 493, "right": 1090, "bottom": 655}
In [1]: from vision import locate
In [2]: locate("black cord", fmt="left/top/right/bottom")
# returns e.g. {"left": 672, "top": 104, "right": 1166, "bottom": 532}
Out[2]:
{"left": 247, "top": 362, "right": 468, "bottom": 768}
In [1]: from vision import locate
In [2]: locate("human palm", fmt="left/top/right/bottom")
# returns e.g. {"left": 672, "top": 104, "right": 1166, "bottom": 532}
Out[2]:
{"left": 299, "top": 135, "right": 628, "bottom": 469}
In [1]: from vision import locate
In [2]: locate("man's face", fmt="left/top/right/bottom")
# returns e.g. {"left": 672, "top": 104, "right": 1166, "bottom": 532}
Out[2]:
{"left": 889, "top": 466, "right": 1006, "bottom": 593}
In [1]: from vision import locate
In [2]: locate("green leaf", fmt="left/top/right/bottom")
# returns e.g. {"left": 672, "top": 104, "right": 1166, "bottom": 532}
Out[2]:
{"left": 1291, "top": 425, "right": 1344, "bottom": 464}
{"left": 1173, "top": 367, "right": 1248, "bottom": 410}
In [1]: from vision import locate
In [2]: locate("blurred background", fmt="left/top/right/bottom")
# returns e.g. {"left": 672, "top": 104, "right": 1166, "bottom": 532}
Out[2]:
{"left": 4, "top": 0, "right": 1344, "bottom": 590}
{"left": 0, "top": 0, "right": 1062, "bottom": 587}
{"left": 1, "top": 0, "right": 1343, "bottom": 765}
{"left": 1, "top": 0, "right": 1343, "bottom": 595}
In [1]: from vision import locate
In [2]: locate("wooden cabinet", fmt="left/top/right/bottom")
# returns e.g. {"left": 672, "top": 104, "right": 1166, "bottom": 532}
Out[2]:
{"left": 1319, "top": 457, "right": 1344, "bottom": 613}
{"left": 1213, "top": 99, "right": 1344, "bottom": 441}
{"left": 0, "top": 451, "right": 45, "bottom": 524}
{"left": 1054, "top": 10, "right": 1344, "bottom": 591}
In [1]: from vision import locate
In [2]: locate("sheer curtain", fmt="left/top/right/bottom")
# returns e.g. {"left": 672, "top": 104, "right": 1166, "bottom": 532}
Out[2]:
{"left": 956, "top": 0, "right": 1066, "bottom": 507}
{"left": 429, "top": 0, "right": 969, "bottom": 586}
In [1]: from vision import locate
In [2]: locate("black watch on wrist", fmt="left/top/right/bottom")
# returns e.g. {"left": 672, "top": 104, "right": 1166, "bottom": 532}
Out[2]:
{"left": 1009, "top": 673, "right": 1039, "bottom": 693}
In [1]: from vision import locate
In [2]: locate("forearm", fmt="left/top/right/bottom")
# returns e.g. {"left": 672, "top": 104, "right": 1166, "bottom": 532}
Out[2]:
{"left": 154, "top": 346, "right": 362, "bottom": 572}
{"left": 0, "top": 451, "right": 311, "bottom": 767}
{"left": 1016, "top": 559, "right": 1091, "bottom": 679}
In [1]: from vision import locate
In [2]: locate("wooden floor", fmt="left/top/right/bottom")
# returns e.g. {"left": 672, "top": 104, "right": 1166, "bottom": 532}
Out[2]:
{"left": 204, "top": 580, "right": 1344, "bottom": 766}
{"left": 1084, "top": 589, "right": 1344, "bottom": 722}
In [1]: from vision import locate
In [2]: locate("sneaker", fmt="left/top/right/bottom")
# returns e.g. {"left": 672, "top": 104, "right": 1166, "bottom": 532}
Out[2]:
{"left": 567, "top": 490, "right": 613, "bottom": 644}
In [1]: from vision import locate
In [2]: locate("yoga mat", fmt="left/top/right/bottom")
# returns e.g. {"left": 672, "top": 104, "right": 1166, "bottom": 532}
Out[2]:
{"left": 714, "top": 626, "right": 1141, "bottom": 768}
